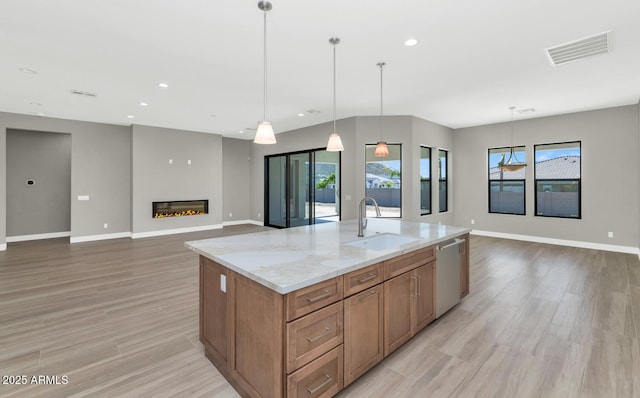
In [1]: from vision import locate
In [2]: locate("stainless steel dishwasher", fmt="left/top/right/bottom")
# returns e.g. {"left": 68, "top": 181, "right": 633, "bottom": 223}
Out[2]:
{"left": 436, "top": 237, "right": 465, "bottom": 318}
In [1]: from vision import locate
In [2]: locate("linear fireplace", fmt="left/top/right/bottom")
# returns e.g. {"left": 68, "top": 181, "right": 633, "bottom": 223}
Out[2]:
{"left": 153, "top": 200, "right": 208, "bottom": 218}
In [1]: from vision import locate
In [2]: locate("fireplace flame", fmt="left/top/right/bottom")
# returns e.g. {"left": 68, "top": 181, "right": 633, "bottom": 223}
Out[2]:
{"left": 154, "top": 210, "right": 206, "bottom": 218}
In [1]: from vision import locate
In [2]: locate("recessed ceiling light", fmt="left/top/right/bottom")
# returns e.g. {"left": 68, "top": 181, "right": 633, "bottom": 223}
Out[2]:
{"left": 158, "top": 82, "right": 169, "bottom": 88}
{"left": 139, "top": 102, "right": 148, "bottom": 106}
{"left": 404, "top": 38, "right": 419, "bottom": 46}
{"left": 298, "top": 113, "right": 305, "bottom": 117}
{"left": 19, "top": 67, "right": 37, "bottom": 74}
{"left": 127, "top": 115, "right": 135, "bottom": 119}
{"left": 239, "top": 130, "right": 244, "bottom": 134}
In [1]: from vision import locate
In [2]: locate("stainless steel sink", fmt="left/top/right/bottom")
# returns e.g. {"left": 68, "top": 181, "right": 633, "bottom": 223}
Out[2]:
{"left": 344, "top": 233, "right": 418, "bottom": 251}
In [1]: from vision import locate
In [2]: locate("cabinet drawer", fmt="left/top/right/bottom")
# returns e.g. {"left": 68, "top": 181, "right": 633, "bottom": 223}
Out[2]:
{"left": 286, "top": 277, "right": 343, "bottom": 322}
{"left": 384, "top": 245, "right": 435, "bottom": 279}
{"left": 343, "top": 263, "right": 383, "bottom": 297}
{"left": 287, "top": 345, "right": 343, "bottom": 398}
{"left": 286, "top": 302, "right": 343, "bottom": 373}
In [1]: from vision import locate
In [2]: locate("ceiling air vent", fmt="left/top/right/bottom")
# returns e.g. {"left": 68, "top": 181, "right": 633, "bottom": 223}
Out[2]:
{"left": 545, "top": 31, "right": 611, "bottom": 66}
{"left": 517, "top": 108, "right": 536, "bottom": 114}
{"left": 70, "top": 89, "right": 97, "bottom": 98}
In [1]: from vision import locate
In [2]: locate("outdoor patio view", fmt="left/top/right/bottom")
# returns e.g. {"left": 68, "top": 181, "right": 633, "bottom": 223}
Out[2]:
{"left": 365, "top": 144, "right": 401, "bottom": 217}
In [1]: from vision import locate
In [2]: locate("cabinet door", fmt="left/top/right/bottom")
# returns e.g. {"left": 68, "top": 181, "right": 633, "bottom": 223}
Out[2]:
{"left": 200, "top": 257, "right": 229, "bottom": 366}
{"left": 414, "top": 262, "right": 435, "bottom": 333}
{"left": 344, "top": 287, "right": 384, "bottom": 386}
{"left": 383, "top": 271, "right": 413, "bottom": 356}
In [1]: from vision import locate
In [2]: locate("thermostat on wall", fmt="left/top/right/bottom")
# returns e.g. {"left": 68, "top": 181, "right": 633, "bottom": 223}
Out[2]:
{"left": 26, "top": 179, "right": 35, "bottom": 186}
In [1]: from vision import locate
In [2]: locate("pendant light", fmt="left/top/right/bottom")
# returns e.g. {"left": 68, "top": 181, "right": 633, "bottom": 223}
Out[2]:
{"left": 499, "top": 106, "right": 526, "bottom": 171}
{"left": 326, "top": 37, "right": 344, "bottom": 152}
{"left": 254, "top": 1, "right": 277, "bottom": 144}
{"left": 374, "top": 61, "right": 389, "bottom": 157}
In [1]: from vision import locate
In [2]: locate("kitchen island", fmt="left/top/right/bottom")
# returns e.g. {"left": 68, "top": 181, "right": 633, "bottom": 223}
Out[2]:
{"left": 186, "top": 219, "right": 470, "bottom": 398}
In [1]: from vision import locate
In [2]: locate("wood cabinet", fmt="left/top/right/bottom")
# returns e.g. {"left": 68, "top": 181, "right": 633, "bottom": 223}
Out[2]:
{"left": 383, "top": 262, "right": 435, "bottom": 356}
{"left": 383, "top": 270, "right": 413, "bottom": 355}
{"left": 343, "top": 287, "right": 384, "bottom": 386}
{"left": 200, "top": 238, "right": 464, "bottom": 397}
{"left": 200, "top": 258, "right": 230, "bottom": 369}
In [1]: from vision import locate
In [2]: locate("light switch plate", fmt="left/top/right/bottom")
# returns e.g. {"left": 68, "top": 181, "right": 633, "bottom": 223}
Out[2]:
{"left": 78, "top": 195, "right": 90, "bottom": 201}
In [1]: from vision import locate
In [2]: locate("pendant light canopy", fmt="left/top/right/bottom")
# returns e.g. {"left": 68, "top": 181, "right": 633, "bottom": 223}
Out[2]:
{"left": 254, "top": 1, "right": 277, "bottom": 145}
{"left": 499, "top": 106, "right": 526, "bottom": 171}
{"left": 374, "top": 61, "right": 389, "bottom": 157}
{"left": 326, "top": 37, "right": 344, "bottom": 152}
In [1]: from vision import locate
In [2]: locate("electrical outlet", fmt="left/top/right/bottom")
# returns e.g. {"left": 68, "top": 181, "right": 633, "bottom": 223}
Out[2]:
{"left": 471, "top": 219, "right": 475, "bottom": 225}
{"left": 608, "top": 231, "right": 613, "bottom": 238}
{"left": 258, "top": 212, "right": 261, "bottom": 218}
{"left": 229, "top": 212, "right": 233, "bottom": 217}
{"left": 220, "top": 274, "right": 227, "bottom": 292}
{"left": 103, "top": 223, "right": 108, "bottom": 229}
{"left": 169, "top": 158, "right": 173, "bottom": 164}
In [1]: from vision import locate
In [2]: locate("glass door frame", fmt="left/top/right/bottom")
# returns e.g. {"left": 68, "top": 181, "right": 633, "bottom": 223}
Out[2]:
{"left": 264, "top": 147, "right": 341, "bottom": 229}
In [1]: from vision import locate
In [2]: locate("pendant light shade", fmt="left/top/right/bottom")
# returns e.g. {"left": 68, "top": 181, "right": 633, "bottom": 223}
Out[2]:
{"left": 499, "top": 106, "right": 526, "bottom": 171}
{"left": 326, "top": 37, "right": 344, "bottom": 152}
{"left": 254, "top": 1, "right": 276, "bottom": 145}
{"left": 254, "top": 121, "right": 276, "bottom": 144}
{"left": 327, "top": 133, "right": 344, "bottom": 151}
{"left": 375, "top": 61, "right": 388, "bottom": 157}
{"left": 374, "top": 141, "right": 389, "bottom": 157}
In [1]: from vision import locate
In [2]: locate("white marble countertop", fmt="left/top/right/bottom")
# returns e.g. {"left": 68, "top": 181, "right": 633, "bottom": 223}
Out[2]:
{"left": 185, "top": 219, "right": 470, "bottom": 294}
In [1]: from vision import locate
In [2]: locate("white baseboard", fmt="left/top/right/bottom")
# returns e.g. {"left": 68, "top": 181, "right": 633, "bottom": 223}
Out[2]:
{"left": 247, "top": 220, "right": 265, "bottom": 226}
{"left": 223, "top": 219, "right": 264, "bottom": 227}
{"left": 0, "top": 243, "right": 6, "bottom": 251}
{"left": 471, "top": 229, "right": 639, "bottom": 255}
{"left": 6, "top": 231, "right": 71, "bottom": 243}
{"left": 70, "top": 232, "right": 132, "bottom": 244}
{"left": 131, "top": 224, "right": 223, "bottom": 239}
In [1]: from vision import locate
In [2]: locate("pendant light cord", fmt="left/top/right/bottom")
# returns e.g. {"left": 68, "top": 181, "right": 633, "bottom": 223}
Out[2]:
{"left": 263, "top": 8, "right": 268, "bottom": 121}
{"left": 378, "top": 62, "right": 385, "bottom": 140}
{"left": 333, "top": 41, "right": 336, "bottom": 134}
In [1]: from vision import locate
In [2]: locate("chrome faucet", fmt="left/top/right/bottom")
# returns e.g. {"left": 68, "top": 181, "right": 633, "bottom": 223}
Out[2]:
{"left": 358, "top": 197, "right": 381, "bottom": 237}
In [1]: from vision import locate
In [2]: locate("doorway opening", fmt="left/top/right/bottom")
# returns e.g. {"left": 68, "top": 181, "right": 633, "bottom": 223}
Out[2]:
{"left": 264, "top": 148, "right": 341, "bottom": 228}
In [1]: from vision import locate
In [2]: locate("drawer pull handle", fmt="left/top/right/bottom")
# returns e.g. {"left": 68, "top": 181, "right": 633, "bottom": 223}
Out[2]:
{"left": 306, "top": 290, "right": 333, "bottom": 303}
{"left": 306, "top": 374, "right": 332, "bottom": 394}
{"left": 356, "top": 273, "right": 377, "bottom": 283}
{"left": 358, "top": 290, "right": 377, "bottom": 302}
{"left": 306, "top": 327, "right": 332, "bottom": 343}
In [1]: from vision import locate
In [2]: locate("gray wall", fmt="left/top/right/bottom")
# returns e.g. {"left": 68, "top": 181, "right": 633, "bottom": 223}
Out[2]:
{"left": 222, "top": 137, "right": 251, "bottom": 222}
{"left": 248, "top": 115, "right": 454, "bottom": 224}
{"left": 7, "top": 130, "right": 71, "bottom": 236}
{"left": 131, "top": 125, "right": 222, "bottom": 234}
{"left": 0, "top": 112, "right": 131, "bottom": 243}
{"left": 453, "top": 105, "right": 639, "bottom": 247}
{"left": 411, "top": 116, "right": 455, "bottom": 224}
{"left": 250, "top": 117, "right": 358, "bottom": 222}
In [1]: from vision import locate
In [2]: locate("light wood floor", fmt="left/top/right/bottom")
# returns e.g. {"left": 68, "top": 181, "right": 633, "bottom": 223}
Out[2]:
{"left": 1, "top": 227, "right": 639, "bottom": 397}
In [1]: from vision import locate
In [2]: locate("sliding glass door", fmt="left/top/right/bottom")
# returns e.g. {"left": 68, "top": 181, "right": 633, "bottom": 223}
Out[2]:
{"left": 265, "top": 148, "right": 340, "bottom": 228}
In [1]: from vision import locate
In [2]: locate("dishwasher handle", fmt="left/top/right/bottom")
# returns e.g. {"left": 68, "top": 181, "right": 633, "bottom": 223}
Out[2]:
{"left": 438, "top": 238, "right": 466, "bottom": 251}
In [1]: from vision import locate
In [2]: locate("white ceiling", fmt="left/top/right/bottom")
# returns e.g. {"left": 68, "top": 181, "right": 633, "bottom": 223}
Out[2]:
{"left": 1, "top": 0, "right": 639, "bottom": 140}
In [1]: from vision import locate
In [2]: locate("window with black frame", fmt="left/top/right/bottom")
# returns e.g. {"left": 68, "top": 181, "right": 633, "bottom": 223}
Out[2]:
{"left": 365, "top": 144, "right": 401, "bottom": 218}
{"left": 488, "top": 146, "right": 526, "bottom": 215}
{"left": 438, "top": 149, "right": 448, "bottom": 213}
{"left": 420, "top": 146, "right": 431, "bottom": 215}
{"left": 534, "top": 141, "right": 581, "bottom": 218}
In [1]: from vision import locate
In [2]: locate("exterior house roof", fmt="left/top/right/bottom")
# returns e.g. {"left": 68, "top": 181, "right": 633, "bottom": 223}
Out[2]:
{"left": 489, "top": 156, "right": 580, "bottom": 180}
